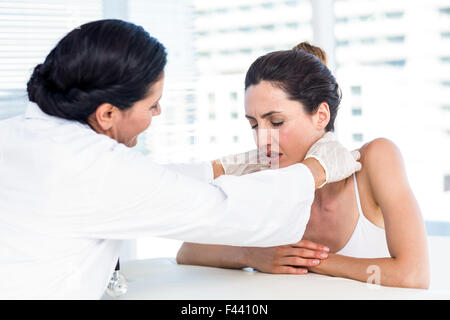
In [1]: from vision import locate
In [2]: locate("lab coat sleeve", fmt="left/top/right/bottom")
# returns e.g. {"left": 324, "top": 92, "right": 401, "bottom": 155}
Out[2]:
{"left": 58, "top": 145, "right": 315, "bottom": 247}
{"left": 162, "top": 162, "right": 214, "bottom": 182}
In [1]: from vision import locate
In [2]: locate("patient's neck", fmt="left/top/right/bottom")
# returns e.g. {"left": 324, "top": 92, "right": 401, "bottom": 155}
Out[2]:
{"left": 313, "top": 178, "right": 349, "bottom": 213}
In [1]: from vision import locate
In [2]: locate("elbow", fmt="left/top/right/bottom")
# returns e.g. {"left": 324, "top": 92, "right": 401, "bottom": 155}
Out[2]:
{"left": 396, "top": 264, "right": 430, "bottom": 289}
{"left": 402, "top": 273, "right": 430, "bottom": 290}
{"left": 175, "top": 243, "right": 188, "bottom": 265}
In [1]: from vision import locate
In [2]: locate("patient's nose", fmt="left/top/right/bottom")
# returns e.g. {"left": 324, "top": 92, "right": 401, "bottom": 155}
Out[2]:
{"left": 255, "top": 128, "right": 279, "bottom": 154}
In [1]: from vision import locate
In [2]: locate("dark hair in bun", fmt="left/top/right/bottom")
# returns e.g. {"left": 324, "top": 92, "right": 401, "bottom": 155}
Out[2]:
{"left": 27, "top": 19, "right": 167, "bottom": 123}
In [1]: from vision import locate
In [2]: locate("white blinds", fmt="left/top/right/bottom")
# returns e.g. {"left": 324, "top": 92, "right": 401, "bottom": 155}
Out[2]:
{"left": 0, "top": 0, "right": 102, "bottom": 119}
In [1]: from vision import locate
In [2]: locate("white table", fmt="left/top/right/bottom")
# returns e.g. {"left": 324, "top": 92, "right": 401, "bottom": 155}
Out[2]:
{"left": 102, "top": 258, "right": 450, "bottom": 300}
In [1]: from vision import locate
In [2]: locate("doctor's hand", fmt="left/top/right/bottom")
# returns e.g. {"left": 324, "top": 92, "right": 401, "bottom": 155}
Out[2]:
{"left": 242, "top": 240, "right": 329, "bottom": 275}
{"left": 304, "top": 132, "right": 361, "bottom": 188}
{"left": 215, "top": 149, "right": 271, "bottom": 177}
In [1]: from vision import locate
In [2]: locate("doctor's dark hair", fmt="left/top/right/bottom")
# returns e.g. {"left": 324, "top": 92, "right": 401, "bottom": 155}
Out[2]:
{"left": 244, "top": 42, "right": 340, "bottom": 132}
{"left": 27, "top": 19, "right": 167, "bottom": 123}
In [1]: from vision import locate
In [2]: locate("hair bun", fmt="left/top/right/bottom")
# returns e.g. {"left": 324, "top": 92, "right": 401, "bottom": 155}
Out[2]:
{"left": 292, "top": 41, "right": 327, "bottom": 66}
{"left": 27, "top": 64, "right": 45, "bottom": 103}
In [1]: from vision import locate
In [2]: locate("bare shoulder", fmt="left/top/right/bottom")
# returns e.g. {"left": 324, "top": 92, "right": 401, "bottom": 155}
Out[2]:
{"left": 357, "top": 138, "right": 406, "bottom": 182}
{"left": 358, "top": 137, "right": 403, "bottom": 165}
{"left": 357, "top": 138, "right": 410, "bottom": 207}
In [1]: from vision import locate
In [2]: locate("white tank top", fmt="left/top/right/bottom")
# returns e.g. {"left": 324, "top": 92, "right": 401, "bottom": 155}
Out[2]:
{"left": 336, "top": 174, "right": 391, "bottom": 258}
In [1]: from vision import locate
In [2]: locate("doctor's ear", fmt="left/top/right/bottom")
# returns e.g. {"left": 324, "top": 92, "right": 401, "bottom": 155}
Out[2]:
{"left": 92, "top": 103, "right": 120, "bottom": 131}
{"left": 313, "top": 102, "right": 330, "bottom": 131}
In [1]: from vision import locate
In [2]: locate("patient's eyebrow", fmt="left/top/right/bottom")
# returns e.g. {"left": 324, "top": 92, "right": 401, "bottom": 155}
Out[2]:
{"left": 245, "top": 111, "right": 282, "bottom": 120}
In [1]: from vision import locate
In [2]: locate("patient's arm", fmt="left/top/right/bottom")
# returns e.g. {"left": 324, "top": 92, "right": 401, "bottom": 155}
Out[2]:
{"left": 176, "top": 243, "right": 247, "bottom": 269}
{"left": 176, "top": 240, "right": 329, "bottom": 274}
{"left": 308, "top": 138, "right": 430, "bottom": 289}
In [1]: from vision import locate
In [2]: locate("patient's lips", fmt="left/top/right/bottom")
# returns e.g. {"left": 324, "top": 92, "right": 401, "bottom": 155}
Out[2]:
{"left": 267, "top": 150, "right": 282, "bottom": 165}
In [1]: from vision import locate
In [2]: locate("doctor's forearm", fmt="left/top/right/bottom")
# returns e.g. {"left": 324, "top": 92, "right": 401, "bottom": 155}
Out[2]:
{"left": 211, "top": 158, "right": 325, "bottom": 188}
{"left": 176, "top": 242, "right": 247, "bottom": 269}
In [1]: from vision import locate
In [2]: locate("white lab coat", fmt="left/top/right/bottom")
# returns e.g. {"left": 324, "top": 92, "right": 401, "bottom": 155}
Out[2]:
{"left": 0, "top": 103, "right": 314, "bottom": 299}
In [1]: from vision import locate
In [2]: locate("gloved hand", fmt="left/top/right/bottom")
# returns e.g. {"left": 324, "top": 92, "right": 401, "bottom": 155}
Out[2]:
{"left": 219, "top": 149, "right": 271, "bottom": 176}
{"left": 304, "top": 132, "right": 361, "bottom": 188}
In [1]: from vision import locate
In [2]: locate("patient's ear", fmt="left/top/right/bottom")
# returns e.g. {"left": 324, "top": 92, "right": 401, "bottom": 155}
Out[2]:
{"left": 314, "top": 102, "right": 330, "bottom": 131}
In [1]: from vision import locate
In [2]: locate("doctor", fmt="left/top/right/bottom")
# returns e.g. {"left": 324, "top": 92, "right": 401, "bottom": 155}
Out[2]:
{"left": 0, "top": 19, "right": 360, "bottom": 299}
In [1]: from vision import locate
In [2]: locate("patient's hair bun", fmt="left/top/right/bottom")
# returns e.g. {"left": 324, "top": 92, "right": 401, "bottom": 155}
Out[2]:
{"left": 292, "top": 41, "right": 327, "bottom": 66}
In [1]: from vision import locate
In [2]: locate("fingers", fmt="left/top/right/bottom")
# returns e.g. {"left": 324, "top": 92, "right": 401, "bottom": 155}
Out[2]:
{"left": 351, "top": 150, "right": 362, "bottom": 172}
{"left": 285, "top": 247, "right": 328, "bottom": 260}
{"left": 275, "top": 266, "right": 308, "bottom": 275}
{"left": 351, "top": 150, "right": 360, "bottom": 161}
{"left": 291, "top": 239, "right": 329, "bottom": 253}
{"left": 280, "top": 256, "right": 322, "bottom": 268}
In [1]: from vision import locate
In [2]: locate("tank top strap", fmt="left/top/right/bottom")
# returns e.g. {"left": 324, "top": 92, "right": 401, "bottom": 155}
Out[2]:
{"left": 353, "top": 173, "right": 364, "bottom": 218}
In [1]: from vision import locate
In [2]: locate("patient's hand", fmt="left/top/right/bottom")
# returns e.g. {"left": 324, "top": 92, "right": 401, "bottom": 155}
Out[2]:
{"left": 243, "top": 240, "right": 329, "bottom": 274}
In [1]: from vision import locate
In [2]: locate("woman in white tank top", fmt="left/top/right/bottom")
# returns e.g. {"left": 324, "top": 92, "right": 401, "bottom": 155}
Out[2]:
{"left": 176, "top": 43, "right": 429, "bottom": 289}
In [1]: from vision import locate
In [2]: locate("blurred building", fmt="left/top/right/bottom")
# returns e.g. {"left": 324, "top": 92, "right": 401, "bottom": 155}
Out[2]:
{"left": 191, "top": 0, "right": 314, "bottom": 161}
{"left": 333, "top": 0, "right": 450, "bottom": 221}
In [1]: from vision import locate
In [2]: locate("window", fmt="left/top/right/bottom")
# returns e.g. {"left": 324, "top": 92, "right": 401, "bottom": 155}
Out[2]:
{"left": 439, "top": 7, "right": 450, "bottom": 15}
{"left": 385, "top": 11, "right": 404, "bottom": 19}
{"left": 351, "top": 86, "right": 362, "bottom": 96}
{"left": 337, "top": 39, "right": 350, "bottom": 47}
{"left": 336, "top": 17, "right": 349, "bottom": 23}
{"left": 208, "top": 92, "right": 215, "bottom": 105}
{"left": 261, "top": 24, "right": 275, "bottom": 31}
{"left": 186, "top": 114, "right": 196, "bottom": 124}
{"left": 386, "top": 35, "right": 405, "bottom": 43}
{"left": 351, "top": 108, "right": 362, "bottom": 116}
{"left": 261, "top": 3, "right": 275, "bottom": 9}
{"left": 445, "top": 175, "right": 450, "bottom": 192}
{"left": 239, "top": 6, "right": 251, "bottom": 11}
{"left": 352, "top": 133, "right": 363, "bottom": 142}
{"left": 0, "top": 0, "right": 103, "bottom": 121}
{"left": 385, "top": 59, "right": 406, "bottom": 67}
{"left": 360, "top": 37, "right": 377, "bottom": 45}
{"left": 239, "top": 48, "right": 252, "bottom": 54}
{"left": 441, "top": 32, "right": 450, "bottom": 39}
{"left": 185, "top": 94, "right": 196, "bottom": 104}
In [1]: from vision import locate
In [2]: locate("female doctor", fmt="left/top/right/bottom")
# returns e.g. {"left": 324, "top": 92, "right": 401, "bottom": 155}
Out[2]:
{"left": 0, "top": 19, "right": 360, "bottom": 299}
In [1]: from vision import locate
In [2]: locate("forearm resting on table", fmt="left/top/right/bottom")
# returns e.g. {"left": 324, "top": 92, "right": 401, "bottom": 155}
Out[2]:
{"left": 309, "top": 253, "right": 429, "bottom": 289}
{"left": 176, "top": 242, "right": 247, "bottom": 269}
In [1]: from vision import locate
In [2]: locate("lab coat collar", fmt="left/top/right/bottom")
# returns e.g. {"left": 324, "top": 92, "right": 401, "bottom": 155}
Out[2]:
{"left": 24, "top": 102, "right": 91, "bottom": 129}
{"left": 25, "top": 102, "right": 56, "bottom": 120}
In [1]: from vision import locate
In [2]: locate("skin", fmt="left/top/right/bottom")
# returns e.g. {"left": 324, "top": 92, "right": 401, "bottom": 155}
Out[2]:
{"left": 177, "top": 81, "right": 430, "bottom": 289}
{"left": 87, "top": 73, "right": 164, "bottom": 147}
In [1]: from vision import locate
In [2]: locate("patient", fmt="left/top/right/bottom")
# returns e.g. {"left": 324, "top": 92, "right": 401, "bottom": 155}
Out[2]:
{"left": 177, "top": 42, "right": 430, "bottom": 289}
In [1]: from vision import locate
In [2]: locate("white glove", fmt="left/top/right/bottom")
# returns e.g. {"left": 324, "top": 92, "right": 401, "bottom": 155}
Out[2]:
{"left": 304, "top": 132, "right": 361, "bottom": 188}
{"left": 219, "top": 149, "right": 271, "bottom": 176}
